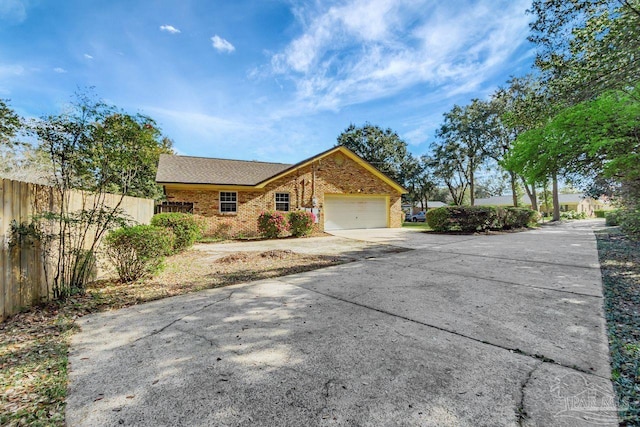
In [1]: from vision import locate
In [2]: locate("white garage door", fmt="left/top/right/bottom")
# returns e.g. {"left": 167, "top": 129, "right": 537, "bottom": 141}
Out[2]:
{"left": 324, "top": 195, "right": 388, "bottom": 231}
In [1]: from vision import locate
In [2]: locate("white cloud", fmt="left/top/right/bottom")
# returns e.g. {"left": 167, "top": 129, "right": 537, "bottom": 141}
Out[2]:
{"left": 0, "top": 0, "right": 27, "bottom": 23}
{"left": 83, "top": 53, "right": 93, "bottom": 59}
{"left": 160, "top": 25, "right": 181, "bottom": 34}
{"left": 211, "top": 35, "right": 235, "bottom": 53}
{"left": 403, "top": 125, "right": 430, "bottom": 146}
{"left": 53, "top": 67, "right": 67, "bottom": 73}
{"left": 0, "top": 64, "right": 24, "bottom": 77}
{"left": 268, "top": 0, "right": 531, "bottom": 115}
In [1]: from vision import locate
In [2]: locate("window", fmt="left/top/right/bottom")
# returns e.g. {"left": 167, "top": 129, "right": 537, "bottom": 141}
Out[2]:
{"left": 219, "top": 191, "right": 237, "bottom": 213}
{"left": 275, "top": 193, "right": 290, "bottom": 211}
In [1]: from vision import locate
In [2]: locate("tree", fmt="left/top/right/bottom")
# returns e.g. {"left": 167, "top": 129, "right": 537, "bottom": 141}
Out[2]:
{"left": 88, "top": 113, "right": 173, "bottom": 199}
{"left": 432, "top": 100, "right": 495, "bottom": 205}
{"left": 489, "top": 76, "right": 553, "bottom": 210}
{"left": 405, "top": 155, "right": 438, "bottom": 210}
{"left": 0, "top": 99, "right": 21, "bottom": 145}
{"left": 428, "top": 144, "right": 468, "bottom": 206}
{"left": 27, "top": 92, "right": 174, "bottom": 298}
{"left": 529, "top": 0, "right": 640, "bottom": 103}
{"left": 336, "top": 123, "right": 412, "bottom": 186}
{"left": 504, "top": 85, "right": 640, "bottom": 222}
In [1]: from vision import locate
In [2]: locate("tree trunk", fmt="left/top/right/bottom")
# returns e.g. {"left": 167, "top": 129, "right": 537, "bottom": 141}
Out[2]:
{"left": 510, "top": 171, "right": 518, "bottom": 207}
{"left": 530, "top": 186, "right": 538, "bottom": 212}
{"left": 520, "top": 176, "right": 539, "bottom": 211}
{"left": 552, "top": 172, "right": 560, "bottom": 221}
{"left": 469, "top": 170, "right": 475, "bottom": 206}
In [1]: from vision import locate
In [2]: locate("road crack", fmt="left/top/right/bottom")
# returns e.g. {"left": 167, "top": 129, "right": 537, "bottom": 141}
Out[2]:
{"left": 516, "top": 362, "right": 542, "bottom": 426}
{"left": 284, "top": 281, "right": 606, "bottom": 379}
{"left": 132, "top": 291, "right": 234, "bottom": 344}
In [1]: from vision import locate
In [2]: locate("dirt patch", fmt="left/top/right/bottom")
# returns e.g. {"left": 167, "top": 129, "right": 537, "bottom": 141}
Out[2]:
{"left": 260, "top": 249, "right": 294, "bottom": 258}
{"left": 217, "top": 252, "right": 251, "bottom": 263}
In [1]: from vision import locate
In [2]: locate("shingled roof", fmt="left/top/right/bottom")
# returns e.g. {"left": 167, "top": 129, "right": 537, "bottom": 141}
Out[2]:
{"left": 156, "top": 147, "right": 408, "bottom": 193}
{"left": 156, "top": 154, "right": 292, "bottom": 186}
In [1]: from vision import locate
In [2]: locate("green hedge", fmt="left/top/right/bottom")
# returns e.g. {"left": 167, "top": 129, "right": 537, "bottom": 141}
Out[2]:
{"left": 426, "top": 206, "right": 539, "bottom": 232}
{"left": 104, "top": 225, "right": 174, "bottom": 282}
{"left": 150, "top": 213, "right": 204, "bottom": 253}
{"left": 594, "top": 210, "right": 607, "bottom": 218}
{"left": 605, "top": 210, "right": 620, "bottom": 226}
{"left": 503, "top": 207, "right": 540, "bottom": 229}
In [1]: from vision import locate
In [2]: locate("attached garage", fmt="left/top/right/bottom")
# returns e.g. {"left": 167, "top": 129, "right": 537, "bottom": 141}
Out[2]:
{"left": 324, "top": 195, "right": 388, "bottom": 231}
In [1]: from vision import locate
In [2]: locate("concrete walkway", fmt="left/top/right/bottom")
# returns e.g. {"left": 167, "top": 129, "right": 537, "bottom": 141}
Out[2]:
{"left": 66, "top": 220, "right": 618, "bottom": 426}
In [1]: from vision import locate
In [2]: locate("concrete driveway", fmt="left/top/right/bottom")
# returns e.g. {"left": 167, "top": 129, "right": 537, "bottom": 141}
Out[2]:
{"left": 67, "top": 220, "right": 617, "bottom": 426}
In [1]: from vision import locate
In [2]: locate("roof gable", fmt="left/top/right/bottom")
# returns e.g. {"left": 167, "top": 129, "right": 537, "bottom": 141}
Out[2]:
{"left": 255, "top": 146, "right": 406, "bottom": 193}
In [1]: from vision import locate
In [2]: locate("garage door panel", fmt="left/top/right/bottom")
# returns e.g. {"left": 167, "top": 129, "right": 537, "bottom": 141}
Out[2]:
{"left": 324, "top": 196, "right": 387, "bottom": 230}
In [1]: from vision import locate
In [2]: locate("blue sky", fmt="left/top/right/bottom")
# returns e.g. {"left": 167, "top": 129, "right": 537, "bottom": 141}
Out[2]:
{"left": 1, "top": 0, "right": 535, "bottom": 163}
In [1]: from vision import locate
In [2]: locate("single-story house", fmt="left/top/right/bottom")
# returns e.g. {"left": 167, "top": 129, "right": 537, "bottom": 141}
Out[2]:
{"left": 402, "top": 201, "right": 447, "bottom": 216}
{"left": 155, "top": 146, "right": 407, "bottom": 235}
{"left": 474, "top": 194, "right": 612, "bottom": 217}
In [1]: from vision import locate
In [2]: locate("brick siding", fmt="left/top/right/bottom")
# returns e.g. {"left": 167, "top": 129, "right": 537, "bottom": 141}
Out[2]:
{"left": 164, "top": 151, "right": 403, "bottom": 236}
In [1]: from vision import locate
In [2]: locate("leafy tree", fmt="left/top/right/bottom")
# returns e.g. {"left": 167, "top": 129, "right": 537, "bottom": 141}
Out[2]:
{"left": 0, "top": 99, "right": 21, "bottom": 145}
{"left": 27, "top": 92, "right": 174, "bottom": 298}
{"left": 405, "top": 155, "right": 438, "bottom": 210}
{"left": 428, "top": 145, "right": 468, "bottom": 206}
{"left": 490, "top": 75, "right": 554, "bottom": 210}
{"left": 89, "top": 113, "right": 173, "bottom": 199}
{"left": 529, "top": 0, "right": 640, "bottom": 103}
{"left": 432, "top": 100, "right": 495, "bottom": 205}
{"left": 337, "top": 123, "right": 412, "bottom": 186}
{"left": 505, "top": 85, "right": 640, "bottom": 223}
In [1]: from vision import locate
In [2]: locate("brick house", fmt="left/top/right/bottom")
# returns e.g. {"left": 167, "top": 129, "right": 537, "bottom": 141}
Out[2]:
{"left": 155, "top": 146, "right": 406, "bottom": 236}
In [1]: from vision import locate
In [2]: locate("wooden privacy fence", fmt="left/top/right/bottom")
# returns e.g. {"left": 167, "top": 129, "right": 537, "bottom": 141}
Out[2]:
{"left": 0, "top": 179, "right": 155, "bottom": 321}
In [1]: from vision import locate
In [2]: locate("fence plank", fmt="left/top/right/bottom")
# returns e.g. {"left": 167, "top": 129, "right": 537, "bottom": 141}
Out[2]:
{"left": 0, "top": 179, "right": 155, "bottom": 320}
{"left": 0, "top": 179, "right": 6, "bottom": 320}
{"left": 3, "top": 179, "right": 14, "bottom": 320}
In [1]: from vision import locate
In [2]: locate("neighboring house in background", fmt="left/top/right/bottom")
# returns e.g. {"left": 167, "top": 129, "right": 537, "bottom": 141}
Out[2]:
{"left": 402, "top": 201, "right": 447, "bottom": 216}
{"left": 156, "top": 146, "right": 406, "bottom": 235}
{"left": 474, "top": 194, "right": 612, "bottom": 217}
{"left": 426, "top": 201, "right": 447, "bottom": 209}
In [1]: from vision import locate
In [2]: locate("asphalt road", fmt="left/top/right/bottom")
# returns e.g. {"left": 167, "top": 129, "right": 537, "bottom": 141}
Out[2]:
{"left": 67, "top": 220, "right": 618, "bottom": 426}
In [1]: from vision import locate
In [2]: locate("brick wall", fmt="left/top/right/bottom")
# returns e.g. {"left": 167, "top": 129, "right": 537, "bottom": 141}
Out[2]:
{"left": 164, "top": 151, "right": 403, "bottom": 236}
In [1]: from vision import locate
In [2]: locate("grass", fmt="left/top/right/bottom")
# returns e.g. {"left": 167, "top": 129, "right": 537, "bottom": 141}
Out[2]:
{"left": 0, "top": 249, "right": 344, "bottom": 426}
{"left": 402, "top": 221, "right": 431, "bottom": 230}
{"left": 595, "top": 228, "right": 640, "bottom": 426}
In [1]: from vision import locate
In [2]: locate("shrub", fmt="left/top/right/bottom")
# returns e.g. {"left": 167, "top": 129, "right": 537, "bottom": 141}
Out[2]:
{"left": 427, "top": 206, "right": 539, "bottom": 232}
{"left": 104, "top": 225, "right": 174, "bottom": 282}
{"left": 594, "top": 210, "right": 607, "bottom": 218}
{"left": 619, "top": 209, "right": 640, "bottom": 238}
{"left": 426, "top": 207, "right": 451, "bottom": 231}
{"left": 288, "top": 211, "right": 316, "bottom": 237}
{"left": 456, "top": 206, "right": 502, "bottom": 231}
{"left": 605, "top": 210, "right": 620, "bottom": 226}
{"left": 212, "top": 220, "right": 234, "bottom": 240}
{"left": 150, "top": 213, "right": 204, "bottom": 252}
{"left": 503, "top": 207, "right": 540, "bottom": 229}
{"left": 560, "top": 210, "right": 587, "bottom": 220}
{"left": 257, "top": 211, "right": 287, "bottom": 238}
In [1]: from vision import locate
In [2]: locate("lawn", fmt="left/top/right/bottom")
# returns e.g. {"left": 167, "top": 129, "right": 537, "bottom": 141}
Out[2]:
{"left": 595, "top": 228, "right": 640, "bottom": 425}
{"left": 402, "top": 221, "right": 431, "bottom": 230}
{"left": 0, "top": 249, "right": 345, "bottom": 426}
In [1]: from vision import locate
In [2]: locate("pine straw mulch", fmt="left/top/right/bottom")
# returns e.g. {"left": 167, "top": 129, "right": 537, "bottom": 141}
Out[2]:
{"left": 595, "top": 229, "right": 640, "bottom": 425}
{"left": 0, "top": 249, "right": 345, "bottom": 426}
